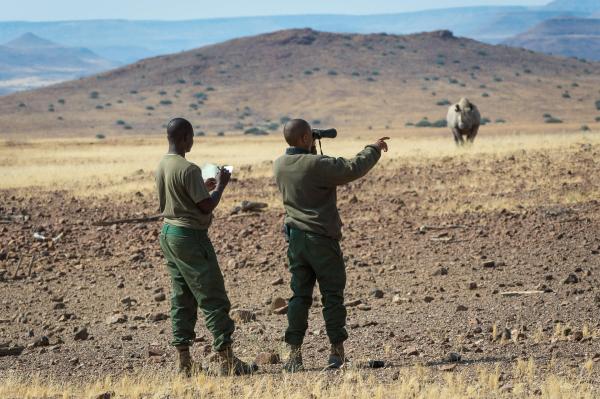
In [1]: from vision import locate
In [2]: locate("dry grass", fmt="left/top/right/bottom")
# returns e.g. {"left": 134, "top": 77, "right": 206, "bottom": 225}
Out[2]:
{"left": 0, "top": 361, "right": 597, "bottom": 399}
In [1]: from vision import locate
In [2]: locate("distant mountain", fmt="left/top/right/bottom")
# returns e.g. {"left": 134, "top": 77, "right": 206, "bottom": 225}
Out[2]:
{"left": 545, "top": 0, "right": 600, "bottom": 14}
{"left": 0, "top": 33, "right": 117, "bottom": 94}
{"left": 0, "top": 6, "right": 577, "bottom": 66}
{"left": 504, "top": 17, "right": 600, "bottom": 61}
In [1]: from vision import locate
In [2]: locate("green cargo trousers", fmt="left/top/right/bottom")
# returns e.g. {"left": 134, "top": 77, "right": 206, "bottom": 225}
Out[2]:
{"left": 159, "top": 224, "right": 234, "bottom": 351}
{"left": 285, "top": 227, "right": 348, "bottom": 346}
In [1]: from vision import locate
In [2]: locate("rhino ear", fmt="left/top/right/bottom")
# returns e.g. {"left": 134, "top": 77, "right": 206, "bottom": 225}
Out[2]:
{"left": 455, "top": 104, "right": 460, "bottom": 112}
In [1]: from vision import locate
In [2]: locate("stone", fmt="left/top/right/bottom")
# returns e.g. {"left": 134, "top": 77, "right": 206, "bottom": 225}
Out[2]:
{"left": 271, "top": 277, "right": 284, "bottom": 286}
{"left": 572, "top": 331, "right": 584, "bottom": 342}
{"left": 271, "top": 297, "right": 287, "bottom": 311}
{"left": 254, "top": 351, "right": 280, "bottom": 365}
{"left": 392, "top": 295, "right": 409, "bottom": 304}
{"left": 468, "top": 282, "right": 478, "bottom": 290}
{"left": 456, "top": 305, "right": 468, "bottom": 311}
{"left": 231, "top": 309, "right": 256, "bottom": 323}
{"left": 30, "top": 336, "right": 50, "bottom": 348}
{"left": 148, "top": 312, "right": 168, "bottom": 322}
{"left": 357, "top": 304, "right": 371, "bottom": 311}
{"left": 74, "top": 327, "right": 89, "bottom": 341}
{"left": 439, "top": 363, "right": 457, "bottom": 372}
{"left": 482, "top": 261, "right": 496, "bottom": 268}
{"left": 371, "top": 289, "right": 384, "bottom": 298}
{"left": 403, "top": 346, "right": 419, "bottom": 356}
{"left": 563, "top": 274, "right": 579, "bottom": 284}
{"left": 121, "top": 335, "right": 133, "bottom": 341}
{"left": 153, "top": 293, "right": 166, "bottom": 302}
{"left": 432, "top": 267, "right": 448, "bottom": 276}
{"left": 94, "top": 391, "right": 115, "bottom": 399}
{"left": 345, "top": 299, "right": 362, "bottom": 307}
{"left": 0, "top": 345, "right": 24, "bottom": 357}
{"left": 447, "top": 352, "right": 462, "bottom": 362}
{"left": 106, "top": 314, "right": 127, "bottom": 325}
{"left": 423, "top": 296, "right": 434, "bottom": 303}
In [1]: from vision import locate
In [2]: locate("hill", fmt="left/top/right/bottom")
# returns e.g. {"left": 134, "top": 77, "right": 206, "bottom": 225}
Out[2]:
{"left": 504, "top": 18, "right": 600, "bottom": 61}
{"left": 0, "top": 33, "right": 117, "bottom": 95}
{"left": 0, "top": 6, "right": 577, "bottom": 65}
{"left": 0, "top": 29, "right": 599, "bottom": 138}
{"left": 545, "top": 0, "right": 600, "bottom": 14}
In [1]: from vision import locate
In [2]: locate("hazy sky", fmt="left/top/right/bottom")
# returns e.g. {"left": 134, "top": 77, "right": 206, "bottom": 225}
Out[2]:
{"left": 2, "top": 0, "right": 550, "bottom": 21}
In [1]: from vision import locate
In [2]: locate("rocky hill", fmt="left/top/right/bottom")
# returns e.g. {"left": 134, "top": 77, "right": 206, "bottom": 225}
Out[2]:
{"left": 0, "top": 29, "right": 598, "bottom": 137}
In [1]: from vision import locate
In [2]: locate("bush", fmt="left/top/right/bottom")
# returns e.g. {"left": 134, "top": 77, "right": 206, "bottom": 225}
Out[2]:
{"left": 595, "top": 116, "right": 600, "bottom": 122}
{"left": 477, "top": 50, "right": 488, "bottom": 57}
{"left": 545, "top": 116, "right": 563, "bottom": 124}
{"left": 562, "top": 92, "right": 571, "bottom": 99}
{"left": 432, "top": 119, "right": 447, "bottom": 128}
{"left": 328, "top": 70, "right": 338, "bottom": 76}
{"left": 217, "top": 132, "right": 225, "bottom": 137}
{"left": 436, "top": 99, "right": 451, "bottom": 106}
{"left": 124, "top": 125, "right": 133, "bottom": 130}
{"left": 159, "top": 91, "right": 167, "bottom": 96}
{"left": 177, "top": 79, "right": 186, "bottom": 84}
{"left": 595, "top": 100, "right": 600, "bottom": 111}
{"left": 405, "top": 122, "right": 414, "bottom": 127}
{"left": 481, "top": 117, "right": 491, "bottom": 125}
{"left": 95, "top": 105, "right": 104, "bottom": 110}
{"left": 160, "top": 100, "right": 173, "bottom": 106}
{"left": 244, "top": 127, "right": 268, "bottom": 136}
{"left": 495, "top": 119, "right": 506, "bottom": 124}
{"left": 448, "top": 78, "right": 458, "bottom": 84}
{"left": 482, "top": 93, "right": 489, "bottom": 98}
{"left": 194, "top": 92, "right": 207, "bottom": 100}
{"left": 543, "top": 113, "right": 552, "bottom": 118}
{"left": 494, "top": 76, "right": 503, "bottom": 82}
{"left": 312, "top": 120, "right": 321, "bottom": 125}
{"left": 366, "top": 77, "right": 376, "bottom": 82}
{"left": 206, "top": 87, "right": 215, "bottom": 92}
{"left": 280, "top": 116, "right": 291, "bottom": 124}
{"left": 146, "top": 106, "right": 155, "bottom": 111}
{"left": 116, "top": 120, "right": 126, "bottom": 125}
{"left": 266, "top": 122, "right": 279, "bottom": 131}
{"left": 89, "top": 91, "right": 100, "bottom": 99}
{"left": 581, "top": 125, "right": 590, "bottom": 132}
{"left": 95, "top": 134, "right": 106, "bottom": 140}
{"left": 195, "top": 131, "right": 205, "bottom": 136}
{"left": 130, "top": 90, "right": 138, "bottom": 94}
{"left": 58, "top": 99, "right": 65, "bottom": 105}
{"left": 352, "top": 72, "right": 360, "bottom": 77}
{"left": 193, "top": 81, "right": 202, "bottom": 86}
{"left": 304, "top": 70, "right": 313, "bottom": 75}
{"left": 415, "top": 118, "right": 432, "bottom": 128}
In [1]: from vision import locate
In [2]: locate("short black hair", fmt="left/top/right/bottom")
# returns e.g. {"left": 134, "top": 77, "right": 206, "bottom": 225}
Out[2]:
{"left": 167, "top": 118, "right": 193, "bottom": 142}
{"left": 283, "top": 119, "right": 311, "bottom": 146}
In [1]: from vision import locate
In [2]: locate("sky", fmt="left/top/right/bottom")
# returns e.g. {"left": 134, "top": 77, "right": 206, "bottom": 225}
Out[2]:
{"left": 1, "top": 0, "right": 551, "bottom": 21}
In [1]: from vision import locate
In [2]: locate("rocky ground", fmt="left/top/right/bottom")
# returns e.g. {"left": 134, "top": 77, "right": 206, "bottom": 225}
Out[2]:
{"left": 1, "top": 143, "right": 599, "bottom": 385}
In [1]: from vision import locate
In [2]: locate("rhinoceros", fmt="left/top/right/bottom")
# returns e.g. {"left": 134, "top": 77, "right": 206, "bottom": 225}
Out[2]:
{"left": 447, "top": 98, "right": 481, "bottom": 145}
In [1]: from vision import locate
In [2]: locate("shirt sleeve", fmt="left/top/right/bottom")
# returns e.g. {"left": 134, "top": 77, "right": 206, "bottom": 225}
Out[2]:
{"left": 315, "top": 145, "right": 382, "bottom": 186}
{"left": 184, "top": 165, "right": 211, "bottom": 204}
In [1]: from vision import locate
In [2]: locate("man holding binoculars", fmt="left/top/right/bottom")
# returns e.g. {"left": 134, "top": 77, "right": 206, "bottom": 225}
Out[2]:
{"left": 273, "top": 118, "right": 389, "bottom": 371}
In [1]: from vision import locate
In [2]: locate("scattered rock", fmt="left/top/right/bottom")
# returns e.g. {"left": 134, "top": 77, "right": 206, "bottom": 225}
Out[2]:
{"left": 74, "top": 327, "right": 89, "bottom": 341}
{"left": 231, "top": 309, "right": 256, "bottom": 323}
{"left": 371, "top": 289, "right": 384, "bottom": 298}
{"left": 271, "top": 297, "right": 287, "bottom": 311}
{"left": 254, "top": 351, "right": 280, "bottom": 365}
{"left": 154, "top": 293, "right": 166, "bottom": 302}
{"left": 271, "top": 277, "right": 284, "bottom": 286}
{"left": 106, "top": 314, "right": 128, "bottom": 325}
{"left": 273, "top": 305, "right": 288, "bottom": 315}
{"left": 439, "top": 363, "right": 457, "bottom": 372}
{"left": 447, "top": 352, "right": 462, "bottom": 362}
{"left": 403, "top": 346, "right": 419, "bottom": 356}
{"left": 392, "top": 295, "right": 409, "bottom": 304}
{"left": 0, "top": 345, "right": 24, "bottom": 357}
{"left": 148, "top": 312, "right": 168, "bottom": 322}
{"left": 345, "top": 299, "right": 362, "bottom": 307}
{"left": 94, "top": 391, "right": 115, "bottom": 399}
{"left": 456, "top": 305, "right": 468, "bottom": 311}
{"left": 482, "top": 261, "right": 496, "bottom": 268}
{"left": 468, "top": 282, "right": 478, "bottom": 290}
{"left": 432, "top": 267, "right": 448, "bottom": 276}
{"left": 357, "top": 304, "right": 371, "bottom": 311}
{"left": 423, "top": 296, "right": 434, "bottom": 303}
{"left": 563, "top": 274, "right": 579, "bottom": 284}
{"left": 29, "top": 336, "right": 50, "bottom": 348}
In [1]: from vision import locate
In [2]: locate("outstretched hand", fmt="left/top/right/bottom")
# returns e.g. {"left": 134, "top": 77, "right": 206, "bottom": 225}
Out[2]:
{"left": 373, "top": 137, "right": 390, "bottom": 152}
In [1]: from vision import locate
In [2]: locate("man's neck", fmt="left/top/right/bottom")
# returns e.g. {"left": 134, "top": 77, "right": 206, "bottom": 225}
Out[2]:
{"left": 168, "top": 145, "right": 186, "bottom": 157}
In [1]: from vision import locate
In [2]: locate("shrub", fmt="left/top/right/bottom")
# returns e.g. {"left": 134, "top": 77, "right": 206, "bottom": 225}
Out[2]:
{"left": 95, "top": 105, "right": 104, "bottom": 110}
{"left": 116, "top": 120, "right": 126, "bottom": 125}
{"left": 495, "top": 119, "right": 506, "bottom": 124}
{"left": 544, "top": 116, "right": 563, "bottom": 124}
{"left": 159, "top": 91, "right": 167, "bottom": 96}
{"left": 206, "top": 87, "right": 215, "bottom": 91}
{"left": 95, "top": 134, "right": 106, "bottom": 139}
{"left": 280, "top": 116, "right": 291, "bottom": 124}
{"left": 493, "top": 76, "right": 502, "bottom": 82}
{"left": 562, "top": 92, "right": 571, "bottom": 99}
{"left": 195, "top": 131, "right": 205, "bottom": 136}
{"left": 18, "top": 102, "right": 26, "bottom": 108}
{"left": 595, "top": 100, "right": 600, "bottom": 111}
{"left": 432, "top": 119, "right": 447, "bottom": 128}
{"left": 312, "top": 120, "right": 321, "bottom": 125}
{"left": 482, "top": 93, "right": 490, "bottom": 98}
{"left": 194, "top": 92, "right": 207, "bottom": 100}
{"left": 217, "top": 132, "right": 225, "bottom": 137}
{"left": 328, "top": 70, "right": 338, "bottom": 76}
{"left": 367, "top": 77, "right": 376, "bottom": 82}
{"left": 477, "top": 50, "right": 488, "bottom": 57}
{"left": 595, "top": 116, "right": 600, "bottom": 122}
{"left": 524, "top": 69, "right": 532, "bottom": 74}
{"left": 448, "top": 78, "right": 458, "bottom": 84}
{"left": 123, "top": 125, "right": 133, "bottom": 130}
{"left": 481, "top": 117, "right": 491, "bottom": 125}
{"left": 372, "top": 71, "right": 380, "bottom": 76}
{"left": 90, "top": 91, "right": 100, "bottom": 99}
{"left": 130, "top": 90, "right": 138, "bottom": 94}
{"left": 244, "top": 127, "right": 268, "bottom": 136}
{"left": 436, "top": 99, "right": 451, "bottom": 106}
{"left": 58, "top": 99, "right": 65, "bottom": 105}
{"left": 177, "top": 79, "right": 186, "bottom": 84}
{"left": 193, "top": 81, "right": 202, "bottom": 86}
{"left": 304, "top": 70, "right": 313, "bottom": 75}
{"left": 543, "top": 113, "right": 552, "bottom": 118}
{"left": 146, "top": 106, "right": 155, "bottom": 111}
{"left": 581, "top": 125, "right": 590, "bottom": 132}
{"left": 160, "top": 100, "right": 173, "bottom": 106}
{"left": 436, "top": 59, "right": 445, "bottom": 66}
{"left": 266, "top": 122, "right": 279, "bottom": 131}
{"left": 352, "top": 72, "right": 360, "bottom": 77}
{"left": 405, "top": 122, "right": 414, "bottom": 127}
{"left": 415, "top": 118, "right": 432, "bottom": 128}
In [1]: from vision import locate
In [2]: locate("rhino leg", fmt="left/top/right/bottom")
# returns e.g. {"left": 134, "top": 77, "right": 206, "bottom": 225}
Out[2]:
{"left": 452, "top": 128, "right": 464, "bottom": 146}
{"left": 467, "top": 125, "right": 479, "bottom": 144}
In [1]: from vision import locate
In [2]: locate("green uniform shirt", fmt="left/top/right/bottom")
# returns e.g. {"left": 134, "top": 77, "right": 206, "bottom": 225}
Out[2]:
{"left": 156, "top": 154, "right": 212, "bottom": 230}
{"left": 274, "top": 145, "right": 381, "bottom": 240}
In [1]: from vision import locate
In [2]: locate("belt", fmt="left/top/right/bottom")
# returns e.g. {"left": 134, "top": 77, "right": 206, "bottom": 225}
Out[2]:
{"left": 161, "top": 223, "right": 208, "bottom": 237}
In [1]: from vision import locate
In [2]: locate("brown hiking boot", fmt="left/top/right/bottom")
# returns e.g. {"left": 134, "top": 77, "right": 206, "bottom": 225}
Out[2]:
{"left": 207, "top": 345, "right": 257, "bottom": 376}
{"left": 327, "top": 342, "right": 346, "bottom": 369}
{"left": 176, "top": 346, "right": 193, "bottom": 377}
{"left": 283, "top": 344, "right": 303, "bottom": 373}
